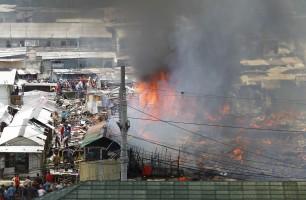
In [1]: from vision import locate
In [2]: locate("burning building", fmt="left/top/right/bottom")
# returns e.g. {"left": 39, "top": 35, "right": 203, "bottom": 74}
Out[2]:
{"left": 102, "top": 0, "right": 306, "bottom": 180}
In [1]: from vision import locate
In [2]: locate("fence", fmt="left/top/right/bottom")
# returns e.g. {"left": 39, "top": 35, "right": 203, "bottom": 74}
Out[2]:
{"left": 37, "top": 181, "right": 306, "bottom": 200}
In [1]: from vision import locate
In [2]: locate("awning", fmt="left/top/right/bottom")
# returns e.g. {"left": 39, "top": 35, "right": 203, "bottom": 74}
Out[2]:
{"left": 17, "top": 69, "right": 40, "bottom": 75}
{"left": 0, "top": 145, "right": 44, "bottom": 153}
{"left": 80, "top": 133, "right": 103, "bottom": 148}
{"left": 80, "top": 123, "right": 105, "bottom": 148}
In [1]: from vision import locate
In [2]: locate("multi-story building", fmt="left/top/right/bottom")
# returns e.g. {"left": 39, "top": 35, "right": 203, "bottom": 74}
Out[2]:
{"left": 0, "top": 22, "right": 117, "bottom": 74}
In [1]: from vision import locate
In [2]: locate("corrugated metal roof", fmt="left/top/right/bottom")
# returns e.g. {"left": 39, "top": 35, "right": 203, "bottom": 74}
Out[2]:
{"left": 0, "top": 122, "right": 46, "bottom": 146}
{"left": 36, "top": 51, "right": 116, "bottom": 60}
{"left": 23, "top": 91, "right": 56, "bottom": 109}
{"left": 0, "top": 106, "right": 52, "bottom": 146}
{"left": 37, "top": 108, "right": 53, "bottom": 126}
{"left": 0, "top": 69, "right": 16, "bottom": 85}
{"left": 0, "top": 47, "right": 26, "bottom": 58}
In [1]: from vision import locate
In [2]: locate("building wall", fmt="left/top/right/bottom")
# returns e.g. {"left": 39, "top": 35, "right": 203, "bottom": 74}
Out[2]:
{"left": 0, "top": 153, "right": 42, "bottom": 178}
{"left": 28, "top": 153, "right": 42, "bottom": 177}
{"left": 0, "top": 23, "right": 112, "bottom": 39}
{"left": 0, "top": 62, "right": 24, "bottom": 69}
{"left": 79, "top": 160, "right": 120, "bottom": 181}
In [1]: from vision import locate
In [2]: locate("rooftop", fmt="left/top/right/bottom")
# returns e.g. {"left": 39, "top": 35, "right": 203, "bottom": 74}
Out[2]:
{"left": 0, "top": 23, "right": 112, "bottom": 38}
{"left": 0, "top": 107, "right": 52, "bottom": 147}
{"left": 36, "top": 51, "right": 116, "bottom": 60}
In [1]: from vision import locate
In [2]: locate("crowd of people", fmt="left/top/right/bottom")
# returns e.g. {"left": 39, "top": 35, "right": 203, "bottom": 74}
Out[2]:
{"left": 55, "top": 122, "right": 71, "bottom": 148}
{"left": 0, "top": 172, "right": 66, "bottom": 200}
{"left": 55, "top": 77, "right": 99, "bottom": 97}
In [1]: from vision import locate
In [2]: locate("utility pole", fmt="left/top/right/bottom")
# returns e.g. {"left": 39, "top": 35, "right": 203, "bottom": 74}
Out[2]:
{"left": 177, "top": 147, "right": 181, "bottom": 177}
{"left": 118, "top": 65, "right": 130, "bottom": 181}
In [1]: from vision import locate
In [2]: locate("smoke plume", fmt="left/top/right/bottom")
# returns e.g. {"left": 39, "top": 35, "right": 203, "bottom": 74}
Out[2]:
{"left": 126, "top": 0, "right": 295, "bottom": 92}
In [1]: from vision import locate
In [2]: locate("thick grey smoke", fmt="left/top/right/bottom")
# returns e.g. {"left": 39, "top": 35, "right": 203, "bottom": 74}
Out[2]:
{"left": 126, "top": 0, "right": 295, "bottom": 92}
{"left": 119, "top": 0, "right": 306, "bottom": 180}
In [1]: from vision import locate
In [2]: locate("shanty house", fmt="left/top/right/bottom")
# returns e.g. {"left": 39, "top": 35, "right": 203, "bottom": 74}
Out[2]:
{"left": 79, "top": 122, "right": 120, "bottom": 181}
{"left": 0, "top": 106, "right": 54, "bottom": 177}
{"left": 0, "top": 69, "right": 17, "bottom": 105}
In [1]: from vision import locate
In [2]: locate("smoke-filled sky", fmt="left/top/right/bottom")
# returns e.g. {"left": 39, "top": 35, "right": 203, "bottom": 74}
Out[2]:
{"left": 118, "top": 0, "right": 306, "bottom": 180}
{"left": 123, "top": 0, "right": 297, "bottom": 94}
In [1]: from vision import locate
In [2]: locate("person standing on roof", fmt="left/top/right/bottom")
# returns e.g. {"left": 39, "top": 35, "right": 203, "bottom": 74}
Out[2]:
{"left": 55, "top": 81, "right": 62, "bottom": 96}
{"left": 63, "top": 123, "right": 71, "bottom": 148}
{"left": 60, "top": 124, "right": 64, "bottom": 142}
{"left": 61, "top": 111, "right": 68, "bottom": 123}
{"left": 55, "top": 130, "right": 61, "bottom": 148}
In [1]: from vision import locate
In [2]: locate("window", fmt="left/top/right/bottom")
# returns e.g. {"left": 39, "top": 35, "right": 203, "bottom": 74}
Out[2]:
{"left": 19, "top": 40, "right": 25, "bottom": 47}
{"left": 46, "top": 40, "right": 51, "bottom": 47}
{"left": 6, "top": 40, "right": 11, "bottom": 48}
{"left": 15, "top": 154, "right": 29, "bottom": 173}
{"left": 5, "top": 153, "right": 15, "bottom": 168}
{"left": 5, "top": 153, "right": 29, "bottom": 173}
{"left": 61, "top": 40, "right": 66, "bottom": 47}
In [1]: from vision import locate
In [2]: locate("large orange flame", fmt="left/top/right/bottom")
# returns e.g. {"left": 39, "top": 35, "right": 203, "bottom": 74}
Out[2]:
{"left": 135, "top": 71, "right": 169, "bottom": 107}
{"left": 135, "top": 70, "right": 196, "bottom": 121}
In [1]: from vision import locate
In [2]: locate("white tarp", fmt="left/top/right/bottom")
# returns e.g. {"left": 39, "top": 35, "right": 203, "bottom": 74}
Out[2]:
{"left": 0, "top": 69, "right": 16, "bottom": 85}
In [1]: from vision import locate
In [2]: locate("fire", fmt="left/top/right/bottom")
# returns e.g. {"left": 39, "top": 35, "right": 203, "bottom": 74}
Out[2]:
{"left": 205, "top": 112, "right": 220, "bottom": 122}
{"left": 135, "top": 71, "right": 175, "bottom": 115}
{"left": 231, "top": 147, "right": 244, "bottom": 162}
{"left": 220, "top": 103, "right": 231, "bottom": 115}
{"left": 204, "top": 103, "right": 232, "bottom": 123}
{"left": 262, "top": 139, "right": 272, "bottom": 145}
{"left": 249, "top": 111, "right": 301, "bottom": 129}
{"left": 135, "top": 72, "right": 169, "bottom": 107}
{"left": 134, "top": 70, "right": 197, "bottom": 122}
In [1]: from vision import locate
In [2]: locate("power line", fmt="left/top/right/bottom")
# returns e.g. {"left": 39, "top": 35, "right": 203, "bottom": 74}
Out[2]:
{"left": 127, "top": 105, "right": 306, "bottom": 170}
{"left": 133, "top": 87, "right": 306, "bottom": 106}
{"left": 110, "top": 132, "right": 304, "bottom": 179}
{"left": 112, "top": 132, "right": 306, "bottom": 180}
{"left": 123, "top": 116, "right": 306, "bottom": 134}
